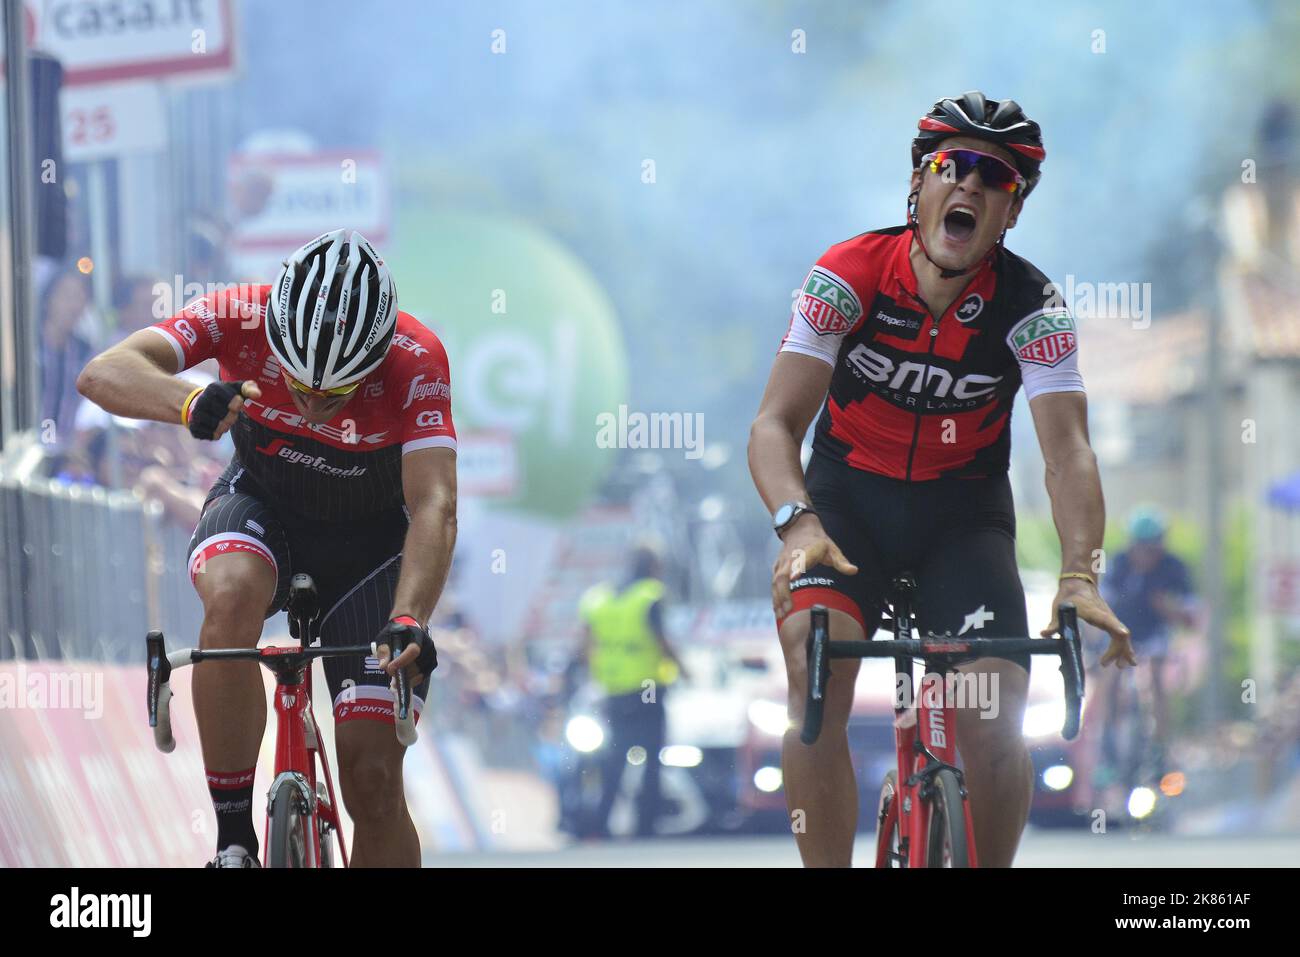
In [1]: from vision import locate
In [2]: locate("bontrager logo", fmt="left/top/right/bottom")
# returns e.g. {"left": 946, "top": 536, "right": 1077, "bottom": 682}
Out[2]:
{"left": 50, "top": 887, "right": 151, "bottom": 937}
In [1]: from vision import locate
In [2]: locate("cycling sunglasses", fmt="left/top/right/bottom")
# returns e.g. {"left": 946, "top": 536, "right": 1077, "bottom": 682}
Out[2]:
{"left": 921, "top": 148, "right": 1026, "bottom": 194}
{"left": 282, "top": 371, "right": 361, "bottom": 398}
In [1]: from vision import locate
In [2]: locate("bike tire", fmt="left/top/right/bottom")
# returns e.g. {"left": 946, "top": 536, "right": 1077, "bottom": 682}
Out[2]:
{"left": 925, "top": 768, "right": 971, "bottom": 868}
{"left": 267, "top": 789, "right": 310, "bottom": 869}
{"left": 875, "top": 770, "right": 903, "bottom": 868}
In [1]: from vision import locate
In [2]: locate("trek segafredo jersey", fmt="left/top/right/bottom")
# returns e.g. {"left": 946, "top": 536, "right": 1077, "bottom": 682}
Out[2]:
{"left": 148, "top": 284, "right": 456, "bottom": 522}
{"left": 780, "top": 226, "right": 1084, "bottom": 481}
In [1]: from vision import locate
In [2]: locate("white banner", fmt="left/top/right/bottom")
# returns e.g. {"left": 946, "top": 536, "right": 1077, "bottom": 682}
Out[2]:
{"left": 30, "top": 0, "right": 235, "bottom": 85}
{"left": 59, "top": 80, "right": 165, "bottom": 161}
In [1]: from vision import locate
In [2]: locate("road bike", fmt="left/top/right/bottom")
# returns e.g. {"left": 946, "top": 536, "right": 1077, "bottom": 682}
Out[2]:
{"left": 146, "top": 572, "right": 417, "bottom": 867}
{"left": 801, "top": 574, "right": 1084, "bottom": 867}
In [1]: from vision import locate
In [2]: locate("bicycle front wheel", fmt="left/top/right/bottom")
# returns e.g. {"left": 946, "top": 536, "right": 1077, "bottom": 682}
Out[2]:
{"left": 925, "top": 768, "right": 971, "bottom": 868}
{"left": 267, "top": 788, "right": 311, "bottom": 868}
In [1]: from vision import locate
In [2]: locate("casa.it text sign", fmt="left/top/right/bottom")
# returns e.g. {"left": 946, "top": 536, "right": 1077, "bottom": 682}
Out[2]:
{"left": 28, "top": 0, "right": 234, "bottom": 86}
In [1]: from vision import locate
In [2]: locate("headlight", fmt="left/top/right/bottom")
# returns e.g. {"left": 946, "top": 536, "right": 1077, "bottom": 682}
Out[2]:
{"left": 753, "top": 766, "right": 783, "bottom": 793}
{"left": 748, "top": 700, "right": 790, "bottom": 737}
{"left": 1127, "top": 787, "right": 1158, "bottom": 819}
{"left": 1042, "top": 764, "right": 1074, "bottom": 791}
{"left": 1022, "top": 701, "right": 1065, "bottom": 739}
{"left": 661, "top": 745, "right": 703, "bottom": 768}
{"left": 565, "top": 715, "right": 604, "bottom": 753}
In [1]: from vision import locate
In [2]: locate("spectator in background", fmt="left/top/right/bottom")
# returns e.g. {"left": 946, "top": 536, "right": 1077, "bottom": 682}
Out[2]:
{"left": 1098, "top": 506, "right": 1198, "bottom": 778}
{"left": 39, "top": 268, "right": 97, "bottom": 464}
{"left": 577, "top": 542, "right": 689, "bottom": 839}
{"left": 112, "top": 275, "right": 162, "bottom": 342}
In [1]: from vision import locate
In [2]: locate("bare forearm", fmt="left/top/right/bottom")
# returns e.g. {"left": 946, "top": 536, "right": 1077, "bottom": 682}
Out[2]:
{"left": 389, "top": 501, "right": 457, "bottom": 624}
{"left": 78, "top": 348, "right": 191, "bottom": 425}
{"left": 1044, "top": 447, "right": 1105, "bottom": 576}
{"left": 748, "top": 416, "right": 810, "bottom": 512}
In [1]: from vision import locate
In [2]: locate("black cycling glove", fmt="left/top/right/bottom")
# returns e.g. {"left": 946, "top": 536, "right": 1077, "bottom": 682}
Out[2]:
{"left": 185, "top": 380, "right": 248, "bottom": 440}
{"left": 377, "top": 616, "right": 438, "bottom": 678}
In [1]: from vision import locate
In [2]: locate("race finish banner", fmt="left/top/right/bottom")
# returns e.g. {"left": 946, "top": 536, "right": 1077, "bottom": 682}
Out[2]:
{"left": 27, "top": 0, "right": 235, "bottom": 86}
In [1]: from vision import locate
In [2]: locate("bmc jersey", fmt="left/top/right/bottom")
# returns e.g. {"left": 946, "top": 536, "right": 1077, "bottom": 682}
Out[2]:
{"left": 780, "top": 226, "right": 1085, "bottom": 480}
{"left": 148, "top": 284, "right": 456, "bottom": 523}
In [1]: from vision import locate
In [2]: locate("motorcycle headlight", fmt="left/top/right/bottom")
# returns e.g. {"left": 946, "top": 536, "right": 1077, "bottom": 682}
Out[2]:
{"left": 748, "top": 700, "right": 790, "bottom": 737}
{"left": 565, "top": 715, "right": 604, "bottom": 753}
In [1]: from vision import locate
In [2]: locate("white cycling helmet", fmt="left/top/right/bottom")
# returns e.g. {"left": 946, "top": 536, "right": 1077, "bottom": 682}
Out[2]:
{"left": 266, "top": 229, "right": 397, "bottom": 390}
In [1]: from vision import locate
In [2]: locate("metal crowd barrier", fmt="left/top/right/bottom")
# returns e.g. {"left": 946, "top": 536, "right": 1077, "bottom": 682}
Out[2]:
{"left": 1, "top": 451, "right": 204, "bottom": 663}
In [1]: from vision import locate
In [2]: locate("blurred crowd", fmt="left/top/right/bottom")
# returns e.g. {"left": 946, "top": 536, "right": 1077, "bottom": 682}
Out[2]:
{"left": 34, "top": 222, "right": 232, "bottom": 529}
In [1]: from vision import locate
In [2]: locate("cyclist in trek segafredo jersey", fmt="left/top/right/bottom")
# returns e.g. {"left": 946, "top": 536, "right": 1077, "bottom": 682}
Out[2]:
{"left": 780, "top": 225, "right": 1083, "bottom": 481}
{"left": 149, "top": 284, "right": 456, "bottom": 526}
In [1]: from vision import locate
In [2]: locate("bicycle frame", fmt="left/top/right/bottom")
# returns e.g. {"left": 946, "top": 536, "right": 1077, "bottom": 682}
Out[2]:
{"left": 802, "top": 577, "right": 1084, "bottom": 869}
{"left": 260, "top": 644, "right": 347, "bottom": 868}
{"left": 146, "top": 572, "right": 417, "bottom": 868}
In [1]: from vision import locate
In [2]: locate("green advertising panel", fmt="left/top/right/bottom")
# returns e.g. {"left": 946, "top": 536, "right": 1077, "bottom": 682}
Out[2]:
{"left": 394, "top": 210, "right": 628, "bottom": 518}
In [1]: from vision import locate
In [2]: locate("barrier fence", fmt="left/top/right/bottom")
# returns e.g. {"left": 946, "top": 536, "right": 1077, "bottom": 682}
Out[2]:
{"left": 0, "top": 463, "right": 204, "bottom": 664}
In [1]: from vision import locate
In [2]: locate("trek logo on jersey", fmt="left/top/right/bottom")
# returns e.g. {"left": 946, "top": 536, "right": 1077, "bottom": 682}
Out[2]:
{"left": 254, "top": 438, "right": 367, "bottom": 478}
{"left": 242, "top": 398, "right": 390, "bottom": 444}
{"left": 402, "top": 374, "right": 451, "bottom": 409}
{"left": 392, "top": 333, "right": 429, "bottom": 358}
{"left": 1008, "top": 309, "right": 1077, "bottom": 367}
{"left": 798, "top": 266, "right": 862, "bottom": 335}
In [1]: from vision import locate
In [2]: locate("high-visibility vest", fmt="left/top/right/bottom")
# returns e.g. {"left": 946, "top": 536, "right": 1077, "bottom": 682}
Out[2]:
{"left": 580, "top": 578, "right": 667, "bottom": 696}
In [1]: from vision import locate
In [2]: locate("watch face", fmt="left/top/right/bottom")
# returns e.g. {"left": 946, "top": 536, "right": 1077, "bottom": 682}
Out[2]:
{"left": 774, "top": 504, "right": 795, "bottom": 528}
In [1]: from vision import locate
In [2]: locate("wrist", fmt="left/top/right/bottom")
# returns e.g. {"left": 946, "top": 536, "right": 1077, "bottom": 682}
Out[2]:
{"left": 390, "top": 614, "right": 423, "bottom": 628}
{"left": 777, "top": 509, "right": 820, "bottom": 542}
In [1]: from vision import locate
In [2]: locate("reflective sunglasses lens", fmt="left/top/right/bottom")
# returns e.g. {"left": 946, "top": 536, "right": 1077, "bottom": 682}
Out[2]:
{"left": 930, "top": 150, "right": 1022, "bottom": 193}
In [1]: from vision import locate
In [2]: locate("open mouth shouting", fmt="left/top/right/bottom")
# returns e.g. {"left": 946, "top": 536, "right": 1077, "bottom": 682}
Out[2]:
{"left": 942, "top": 204, "right": 979, "bottom": 245}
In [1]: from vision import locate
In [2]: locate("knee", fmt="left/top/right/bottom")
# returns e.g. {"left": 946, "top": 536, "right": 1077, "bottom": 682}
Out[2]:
{"left": 339, "top": 754, "right": 404, "bottom": 824}
{"left": 196, "top": 563, "right": 275, "bottom": 639}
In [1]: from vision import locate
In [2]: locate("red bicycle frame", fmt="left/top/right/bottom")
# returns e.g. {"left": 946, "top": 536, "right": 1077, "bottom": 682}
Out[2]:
{"left": 876, "top": 670, "right": 979, "bottom": 868}
{"left": 259, "top": 645, "right": 347, "bottom": 868}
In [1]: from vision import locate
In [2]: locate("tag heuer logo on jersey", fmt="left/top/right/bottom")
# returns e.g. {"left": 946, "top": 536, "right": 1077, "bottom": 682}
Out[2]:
{"left": 955, "top": 294, "right": 984, "bottom": 323}
{"left": 798, "top": 266, "right": 862, "bottom": 335}
{"left": 1009, "top": 310, "right": 1077, "bottom": 367}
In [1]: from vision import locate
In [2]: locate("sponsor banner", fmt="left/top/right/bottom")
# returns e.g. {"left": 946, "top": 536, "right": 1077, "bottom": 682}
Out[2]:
{"left": 59, "top": 80, "right": 166, "bottom": 161}
{"left": 457, "top": 430, "right": 519, "bottom": 498}
{"left": 29, "top": 0, "right": 236, "bottom": 86}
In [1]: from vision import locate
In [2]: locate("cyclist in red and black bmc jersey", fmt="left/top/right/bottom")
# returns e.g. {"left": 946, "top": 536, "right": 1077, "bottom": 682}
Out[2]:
{"left": 748, "top": 92, "right": 1133, "bottom": 867}
{"left": 78, "top": 230, "right": 456, "bottom": 868}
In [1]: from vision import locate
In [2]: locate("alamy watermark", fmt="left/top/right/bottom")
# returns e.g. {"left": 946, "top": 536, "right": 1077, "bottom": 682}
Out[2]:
{"left": 896, "top": 670, "right": 1000, "bottom": 720}
{"left": 596, "top": 405, "right": 705, "bottom": 459}
{"left": 1045, "top": 275, "right": 1152, "bottom": 329}
{"left": 0, "top": 664, "right": 103, "bottom": 719}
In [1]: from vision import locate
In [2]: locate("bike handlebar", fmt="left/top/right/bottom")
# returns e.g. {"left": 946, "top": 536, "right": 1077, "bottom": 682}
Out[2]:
{"left": 801, "top": 603, "right": 1086, "bottom": 745}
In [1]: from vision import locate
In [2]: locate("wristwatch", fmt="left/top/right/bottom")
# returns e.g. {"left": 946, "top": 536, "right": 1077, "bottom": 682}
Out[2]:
{"left": 773, "top": 500, "right": 815, "bottom": 538}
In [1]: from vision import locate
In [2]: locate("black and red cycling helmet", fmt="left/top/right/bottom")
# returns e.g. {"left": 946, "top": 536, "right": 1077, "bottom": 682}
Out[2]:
{"left": 912, "top": 91, "right": 1046, "bottom": 197}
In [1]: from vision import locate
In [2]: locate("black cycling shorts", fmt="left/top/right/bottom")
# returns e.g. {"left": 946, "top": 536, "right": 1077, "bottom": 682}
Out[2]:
{"left": 782, "top": 452, "right": 1031, "bottom": 673}
{"left": 187, "top": 460, "right": 430, "bottom": 725}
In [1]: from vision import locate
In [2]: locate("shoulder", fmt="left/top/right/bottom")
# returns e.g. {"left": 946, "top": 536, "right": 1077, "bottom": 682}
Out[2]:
{"left": 386, "top": 312, "right": 451, "bottom": 369}
{"left": 797, "top": 226, "right": 907, "bottom": 335}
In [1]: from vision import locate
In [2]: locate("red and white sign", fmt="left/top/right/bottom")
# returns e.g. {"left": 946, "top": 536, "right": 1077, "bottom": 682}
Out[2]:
{"left": 1264, "top": 561, "right": 1300, "bottom": 615}
{"left": 28, "top": 0, "right": 235, "bottom": 86}
{"left": 457, "top": 430, "right": 519, "bottom": 498}
{"left": 59, "top": 80, "right": 165, "bottom": 161}
{"left": 228, "top": 149, "right": 391, "bottom": 280}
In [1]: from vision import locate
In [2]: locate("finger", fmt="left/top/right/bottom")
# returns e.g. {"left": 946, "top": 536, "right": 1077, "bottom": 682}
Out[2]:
{"left": 773, "top": 563, "right": 792, "bottom": 619}
{"left": 241, "top": 380, "right": 262, "bottom": 400}
{"left": 228, "top": 394, "right": 246, "bottom": 414}
{"left": 827, "top": 543, "right": 859, "bottom": 576}
{"left": 388, "top": 643, "right": 420, "bottom": 676}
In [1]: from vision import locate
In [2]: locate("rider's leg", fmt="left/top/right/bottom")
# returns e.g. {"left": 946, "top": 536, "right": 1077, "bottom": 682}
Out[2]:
{"left": 779, "top": 607, "right": 864, "bottom": 868}
{"left": 193, "top": 551, "right": 277, "bottom": 853}
{"left": 336, "top": 720, "right": 420, "bottom": 867}
{"left": 952, "top": 657, "right": 1032, "bottom": 868}
{"left": 1147, "top": 653, "right": 1169, "bottom": 766}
